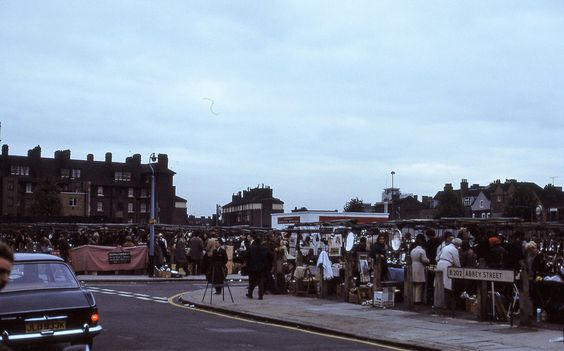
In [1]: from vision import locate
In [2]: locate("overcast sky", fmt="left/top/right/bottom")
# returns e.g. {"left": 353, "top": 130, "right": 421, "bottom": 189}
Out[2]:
{"left": 1, "top": 1, "right": 563, "bottom": 216}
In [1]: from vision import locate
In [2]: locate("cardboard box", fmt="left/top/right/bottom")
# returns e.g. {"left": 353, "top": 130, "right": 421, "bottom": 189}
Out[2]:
{"left": 373, "top": 288, "right": 394, "bottom": 308}
{"left": 158, "top": 270, "right": 172, "bottom": 278}
{"left": 349, "top": 292, "right": 360, "bottom": 304}
{"left": 466, "top": 298, "right": 477, "bottom": 314}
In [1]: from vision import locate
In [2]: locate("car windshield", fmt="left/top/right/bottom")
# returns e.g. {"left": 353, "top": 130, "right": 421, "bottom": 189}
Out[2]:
{"left": 3, "top": 261, "right": 80, "bottom": 292}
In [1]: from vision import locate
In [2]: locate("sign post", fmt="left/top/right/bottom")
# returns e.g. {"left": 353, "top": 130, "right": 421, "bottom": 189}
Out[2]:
{"left": 448, "top": 267, "right": 514, "bottom": 321}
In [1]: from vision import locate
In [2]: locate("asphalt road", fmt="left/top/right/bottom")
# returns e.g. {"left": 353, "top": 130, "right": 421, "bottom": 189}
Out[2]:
{"left": 85, "top": 281, "right": 407, "bottom": 351}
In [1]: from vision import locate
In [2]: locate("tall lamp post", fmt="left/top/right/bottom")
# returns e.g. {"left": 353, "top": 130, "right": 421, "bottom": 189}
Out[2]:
{"left": 390, "top": 171, "right": 395, "bottom": 219}
{"left": 148, "top": 153, "right": 157, "bottom": 277}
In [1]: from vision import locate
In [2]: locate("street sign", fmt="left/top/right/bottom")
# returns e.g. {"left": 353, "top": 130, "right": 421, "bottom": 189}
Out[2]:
{"left": 448, "top": 267, "right": 514, "bottom": 283}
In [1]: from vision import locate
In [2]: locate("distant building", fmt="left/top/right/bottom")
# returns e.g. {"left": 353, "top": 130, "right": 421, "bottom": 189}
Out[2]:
{"left": 271, "top": 210, "right": 388, "bottom": 230}
{"left": 0, "top": 144, "right": 187, "bottom": 224}
{"left": 221, "top": 185, "right": 284, "bottom": 227}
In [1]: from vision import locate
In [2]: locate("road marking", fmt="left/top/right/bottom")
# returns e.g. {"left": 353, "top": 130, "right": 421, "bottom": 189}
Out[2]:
{"left": 89, "top": 287, "right": 170, "bottom": 305}
{"left": 168, "top": 292, "right": 412, "bottom": 351}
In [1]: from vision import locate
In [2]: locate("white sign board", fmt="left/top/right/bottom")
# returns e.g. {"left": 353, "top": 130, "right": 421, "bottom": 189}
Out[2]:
{"left": 448, "top": 267, "right": 514, "bottom": 283}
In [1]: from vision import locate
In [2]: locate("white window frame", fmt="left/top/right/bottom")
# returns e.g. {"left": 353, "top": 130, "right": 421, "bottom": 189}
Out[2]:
{"left": 114, "top": 171, "right": 132, "bottom": 182}
{"left": 10, "top": 165, "right": 30, "bottom": 176}
{"left": 480, "top": 200, "right": 484, "bottom": 208}
{"left": 127, "top": 202, "right": 134, "bottom": 213}
{"left": 128, "top": 187, "right": 134, "bottom": 198}
{"left": 97, "top": 186, "right": 104, "bottom": 196}
{"left": 97, "top": 201, "right": 103, "bottom": 212}
{"left": 140, "top": 203, "right": 147, "bottom": 213}
{"left": 25, "top": 183, "right": 33, "bottom": 193}
{"left": 69, "top": 198, "right": 78, "bottom": 207}
{"left": 71, "top": 169, "right": 81, "bottom": 179}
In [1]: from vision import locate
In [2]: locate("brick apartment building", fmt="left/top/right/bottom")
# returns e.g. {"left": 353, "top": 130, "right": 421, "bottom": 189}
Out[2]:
{"left": 0, "top": 145, "right": 187, "bottom": 224}
{"left": 221, "top": 185, "right": 284, "bottom": 227}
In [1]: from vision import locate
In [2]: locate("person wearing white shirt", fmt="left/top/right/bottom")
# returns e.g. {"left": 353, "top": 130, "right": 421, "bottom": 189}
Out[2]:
{"left": 437, "top": 238, "right": 462, "bottom": 314}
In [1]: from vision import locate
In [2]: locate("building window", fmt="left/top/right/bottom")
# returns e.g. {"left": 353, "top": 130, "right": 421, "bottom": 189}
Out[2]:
{"left": 69, "top": 198, "right": 78, "bottom": 207}
{"left": 487, "top": 212, "right": 491, "bottom": 218}
{"left": 97, "top": 186, "right": 104, "bottom": 196}
{"left": 128, "top": 187, "right": 134, "bottom": 198}
{"left": 140, "top": 189, "right": 148, "bottom": 198}
{"left": 464, "top": 197, "right": 470, "bottom": 206}
{"left": 60, "top": 168, "right": 70, "bottom": 179}
{"left": 480, "top": 200, "right": 484, "bottom": 208}
{"left": 497, "top": 195, "right": 502, "bottom": 203}
{"left": 481, "top": 213, "right": 486, "bottom": 219}
{"left": 128, "top": 202, "right": 134, "bottom": 213}
{"left": 140, "top": 203, "right": 147, "bottom": 213}
{"left": 25, "top": 183, "right": 33, "bottom": 193}
{"left": 71, "top": 169, "right": 81, "bottom": 179}
{"left": 10, "top": 165, "right": 30, "bottom": 176}
{"left": 97, "top": 201, "right": 103, "bottom": 212}
{"left": 114, "top": 171, "right": 132, "bottom": 182}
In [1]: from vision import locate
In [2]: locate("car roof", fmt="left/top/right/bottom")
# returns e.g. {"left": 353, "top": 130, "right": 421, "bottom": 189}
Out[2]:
{"left": 14, "top": 253, "right": 65, "bottom": 262}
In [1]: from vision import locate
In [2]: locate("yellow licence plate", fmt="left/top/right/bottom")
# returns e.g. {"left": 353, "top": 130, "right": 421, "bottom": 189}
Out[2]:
{"left": 25, "top": 320, "right": 67, "bottom": 333}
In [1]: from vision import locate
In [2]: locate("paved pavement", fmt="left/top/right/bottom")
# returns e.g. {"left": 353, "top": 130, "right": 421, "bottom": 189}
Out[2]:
{"left": 179, "top": 286, "right": 564, "bottom": 351}
{"left": 78, "top": 274, "right": 564, "bottom": 350}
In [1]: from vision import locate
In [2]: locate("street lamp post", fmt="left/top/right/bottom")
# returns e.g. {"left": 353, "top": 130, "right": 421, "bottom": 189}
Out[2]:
{"left": 148, "top": 153, "right": 157, "bottom": 277}
{"left": 391, "top": 171, "right": 395, "bottom": 219}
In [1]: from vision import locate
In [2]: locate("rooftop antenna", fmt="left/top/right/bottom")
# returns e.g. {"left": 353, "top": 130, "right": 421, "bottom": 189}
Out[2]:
{"left": 549, "top": 176, "right": 559, "bottom": 186}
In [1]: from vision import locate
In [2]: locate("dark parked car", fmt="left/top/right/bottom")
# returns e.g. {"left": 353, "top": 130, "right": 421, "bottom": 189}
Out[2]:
{"left": 0, "top": 253, "right": 102, "bottom": 349}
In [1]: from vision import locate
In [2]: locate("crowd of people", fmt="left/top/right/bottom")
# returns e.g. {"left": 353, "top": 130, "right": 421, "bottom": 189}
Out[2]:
{"left": 406, "top": 228, "right": 563, "bottom": 316}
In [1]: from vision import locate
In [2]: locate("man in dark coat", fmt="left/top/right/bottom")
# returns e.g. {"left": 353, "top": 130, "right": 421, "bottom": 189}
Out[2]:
{"left": 246, "top": 238, "right": 268, "bottom": 299}
{"left": 188, "top": 233, "right": 204, "bottom": 275}
{"left": 174, "top": 235, "right": 189, "bottom": 275}
{"left": 207, "top": 239, "right": 228, "bottom": 294}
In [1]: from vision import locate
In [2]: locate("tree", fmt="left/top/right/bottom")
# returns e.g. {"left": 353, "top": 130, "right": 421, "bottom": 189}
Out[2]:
{"left": 503, "top": 185, "right": 538, "bottom": 221}
{"left": 344, "top": 197, "right": 364, "bottom": 212}
{"left": 30, "top": 178, "right": 62, "bottom": 217}
{"left": 434, "top": 188, "right": 465, "bottom": 219}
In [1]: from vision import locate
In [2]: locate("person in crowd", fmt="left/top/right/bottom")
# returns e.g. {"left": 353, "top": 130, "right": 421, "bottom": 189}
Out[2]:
{"left": 0, "top": 242, "right": 14, "bottom": 291}
{"left": 435, "top": 231, "right": 454, "bottom": 264}
{"left": 246, "top": 237, "right": 268, "bottom": 300}
{"left": 123, "top": 235, "right": 136, "bottom": 248}
{"left": 188, "top": 233, "right": 204, "bottom": 275}
{"left": 459, "top": 239, "right": 477, "bottom": 296}
{"left": 39, "top": 236, "right": 53, "bottom": 254}
{"left": 89, "top": 232, "right": 100, "bottom": 245}
{"left": 174, "top": 234, "right": 189, "bottom": 275}
{"left": 0, "top": 242, "right": 14, "bottom": 351}
{"left": 58, "top": 233, "right": 70, "bottom": 262}
{"left": 261, "top": 235, "right": 278, "bottom": 294}
{"left": 203, "top": 236, "right": 218, "bottom": 275}
{"left": 157, "top": 233, "right": 168, "bottom": 265}
{"left": 207, "top": 239, "right": 228, "bottom": 295}
{"left": 273, "top": 237, "right": 289, "bottom": 294}
{"left": 437, "top": 237, "right": 462, "bottom": 315}
{"left": 410, "top": 234, "right": 430, "bottom": 304}
{"left": 486, "top": 236, "right": 507, "bottom": 269}
{"left": 153, "top": 236, "right": 165, "bottom": 268}
{"left": 424, "top": 229, "right": 440, "bottom": 306}
{"left": 504, "top": 231, "right": 524, "bottom": 272}
{"left": 369, "top": 234, "right": 389, "bottom": 281}
{"left": 425, "top": 229, "right": 441, "bottom": 265}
